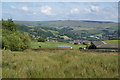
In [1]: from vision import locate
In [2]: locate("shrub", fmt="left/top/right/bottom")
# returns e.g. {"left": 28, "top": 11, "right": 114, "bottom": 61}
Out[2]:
{"left": 2, "top": 30, "right": 31, "bottom": 51}
{"left": 74, "top": 43, "right": 78, "bottom": 45}
{"left": 2, "top": 19, "right": 31, "bottom": 51}
{"left": 83, "top": 42, "right": 87, "bottom": 45}
{"left": 87, "top": 42, "right": 97, "bottom": 49}
{"left": 37, "top": 37, "right": 45, "bottom": 42}
{"left": 79, "top": 47, "right": 83, "bottom": 49}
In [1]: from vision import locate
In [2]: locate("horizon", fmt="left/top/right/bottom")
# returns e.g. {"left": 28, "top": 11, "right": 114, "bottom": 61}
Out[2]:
{"left": 13, "top": 19, "right": 116, "bottom": 23}
{"left": 1, "top": 19, "right": 117, "bottom": 23}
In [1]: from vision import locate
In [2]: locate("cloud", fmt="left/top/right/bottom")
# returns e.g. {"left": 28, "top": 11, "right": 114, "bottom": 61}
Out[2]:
{"left": 40, "top": 6, "right": 54, "bottom": 15}
{"left": 84, "top": 8, "right": 91, "bottom": 13}
{"left": 70, "top": 8, "right": 79, "bottom": 14}
{"left": 10, "top": 5, "right": 16, "bottom": 9}
{"left": 2, "top": 2, "right": 118, "bottom": 22}
{"left": 21, "top": 6, "right": 29, "bottom": 11}
{"left": 33, "top": 12, "right": 37, "bottom": 15}
{"left": 89, "top": 5, "right": 100, "bottom": 12}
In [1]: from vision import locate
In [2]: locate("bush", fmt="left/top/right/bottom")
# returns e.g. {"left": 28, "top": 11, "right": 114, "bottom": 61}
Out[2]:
{"left": 79, "top": 47, "right": 83, "bottom": 49}
{"left": 74, "top": 43, "right": 78, "bottom": 45}
{"left": 37, "top": 37, "right": 45, "bottom": 42}
{"left": 87, "top": 42, "right": 97, "bottom": 49}
{"left": 83, "top": 42, "right": 87, "bottom": 45}
{"left": 2, "top": 19, "right": 31, "bottom": 51}
{"left": 2, "top": 30, "right": 31, "bottom": 51}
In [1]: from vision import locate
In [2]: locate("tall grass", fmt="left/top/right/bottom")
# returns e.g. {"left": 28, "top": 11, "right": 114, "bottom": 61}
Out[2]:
{"left": 2, "top": 50, "right": 118, "bottom": 78}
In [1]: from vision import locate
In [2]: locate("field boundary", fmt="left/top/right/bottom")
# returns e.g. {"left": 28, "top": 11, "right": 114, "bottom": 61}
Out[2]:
{"left": 32, "top": 48, "right": 119, "bottom": 52}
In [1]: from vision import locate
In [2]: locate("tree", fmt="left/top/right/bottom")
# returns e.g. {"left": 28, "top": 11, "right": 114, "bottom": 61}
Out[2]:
{"left": 87, "top": 42, "right": 97, "bottom": 49}
{"left": 2, "top": 19, "right": 31, "bottom": 51}
{"left": 2, "top": 19, "right": 16, "bottom": 31}
{"left": 83, "top": 42, "right": 87, "bottom": 45}
{"left": 7, "top": 19, "right": 16, "bottom": 31}
{"left": 74, "top": 43, "right": 78, "bottom": 45}
{"left": 38, "top": 37, "right": 45, "bottom": 42}
{"left": 79, "top": 47, "right": 83, "bottom": 49}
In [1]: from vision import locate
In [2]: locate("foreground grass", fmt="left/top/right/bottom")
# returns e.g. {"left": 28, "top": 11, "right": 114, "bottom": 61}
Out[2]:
{"left": 30, "top": 42, "right": 86, "bottom": 49}
{"left": 2, "top": 50, "right": 118, "bottom": 78}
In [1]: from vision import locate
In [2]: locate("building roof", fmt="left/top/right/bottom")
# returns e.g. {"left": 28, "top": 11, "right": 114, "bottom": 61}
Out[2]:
{"left": 69, "top": 40, "right": 90, "bottom": 44}
{"left": 92, "top": 41, "right": 104, "bottom": 46}
{"left": 97, "top": 44, "right": 118, "bottom": 49}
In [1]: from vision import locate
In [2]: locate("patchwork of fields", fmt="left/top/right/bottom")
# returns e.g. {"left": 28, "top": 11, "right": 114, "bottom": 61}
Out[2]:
{"left": 2, "top": 50, "right": 118, "bottom": 78}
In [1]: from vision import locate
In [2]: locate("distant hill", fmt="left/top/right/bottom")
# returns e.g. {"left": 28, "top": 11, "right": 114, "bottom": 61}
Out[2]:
{"left": 14, "top": 20, "right": 118, "bottom": 29}
{"left": 14, "top": 20, "right": 118, "bottom": 41}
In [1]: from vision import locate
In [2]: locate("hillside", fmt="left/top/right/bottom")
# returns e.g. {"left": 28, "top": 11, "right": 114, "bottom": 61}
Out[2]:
{"left": 14, "top": 20, "right": 118, "bottom": 29}
{"left": 14, "top": 20, "right": 118, "bottom": 41}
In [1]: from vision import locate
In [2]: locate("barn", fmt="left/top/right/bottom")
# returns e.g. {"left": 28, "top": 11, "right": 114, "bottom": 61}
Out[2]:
{"left": 92, "top": 41, "right": 118, "bottom": 50}
{"left": 97, "top": 44, "right": 118, "bottom": 49}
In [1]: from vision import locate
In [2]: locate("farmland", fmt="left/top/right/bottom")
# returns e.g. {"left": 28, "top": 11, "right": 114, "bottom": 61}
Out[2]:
{"left": 2, "top": 50, "right": 118, "bottom": 78}
{"left": 1, "top": 19, "right": 119, "bottom": 78}
{"left": 30, "top": 42, "right": 86, "bottom": 49}
{"left": 103, "top": 40, "right": 120, "bottom": 44}
{"left": 16, "top": 20, "right": 118, "bottom": 41}
{"left": 1, "top": 2, "right": 119, "bottom": 78}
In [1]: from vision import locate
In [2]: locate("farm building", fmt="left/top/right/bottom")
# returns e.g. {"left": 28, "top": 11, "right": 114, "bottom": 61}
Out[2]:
{"left": 92, "top": 41, "right": 118, "bottom": 50}
{"left": 82, "top": 40, "right": 90, "bottom": 45}
{"left": 68, "top": 40, "right": 82, "bottom": 44}
{"left": 97, "top": 44, "right": 118, "bottom": 49}
{"left": 47, "top": 40, "right": 58, "bottom": 42}
{"left": 58, "top": 45, "right": 72, "bottom": 49}
{"left": 92, "top": 41, "right": 105, "bottom": 46}
{"left": 68, "top": 40, "right": 90, "bottom": 44}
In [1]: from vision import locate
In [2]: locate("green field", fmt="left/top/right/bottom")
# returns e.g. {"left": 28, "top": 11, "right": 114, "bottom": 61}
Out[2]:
{"left": 103, "top": 40, "right": 120, "bottom": 44}
{"left": 2, "top": 50, "right": 118, "bottom": 78}
{"left": 30, "top": 42, "right": 86, "bottom": 49}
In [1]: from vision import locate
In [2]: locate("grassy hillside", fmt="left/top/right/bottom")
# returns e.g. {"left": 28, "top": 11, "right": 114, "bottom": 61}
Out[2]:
{"left": 14, "top": 20, "right": 117, "bottom": 28}
{"left": 103, "top": 40, "right": 120, "bottom": 44}
{"left": 30, "top": 42, "right": 86, "bottom": 49}
{"left": 2, "top": 50, "right": 118, "bottom": 78}
{"left": 15, "top": 20, "right": 118, "bottom": 41}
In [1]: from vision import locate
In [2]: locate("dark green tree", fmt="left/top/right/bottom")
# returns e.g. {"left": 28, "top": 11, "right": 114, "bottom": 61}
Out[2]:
{"left": 38, "top": 37, "right": 45, "bottom": 42}
{"left": 2, "top": 19, "right": 31, "bottom": 51}
{"left": 87, "top": 42, "right": 97, "bottom": 49}
{"left": 2, "top": 19, "right": 16, "bottom": 31}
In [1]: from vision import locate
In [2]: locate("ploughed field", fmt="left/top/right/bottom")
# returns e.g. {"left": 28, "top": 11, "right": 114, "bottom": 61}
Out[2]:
{"left": 2, "top": 50, "right": 118, "bottom": 78}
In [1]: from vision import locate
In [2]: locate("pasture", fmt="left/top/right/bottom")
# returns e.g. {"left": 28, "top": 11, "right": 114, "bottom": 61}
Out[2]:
{"left": 2, "top": 50, "right": 118, "bottom": 78}
{"left": 30, "top": 42, "right": 86, "bottom": 49}
{"left": 103, "top": 40, "right": 119, "bottom": 44}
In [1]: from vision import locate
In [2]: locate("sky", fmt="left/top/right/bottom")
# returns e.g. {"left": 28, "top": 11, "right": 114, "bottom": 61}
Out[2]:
{"left": 1, "top": 0, "right": 120, "bottom": 2}
{"left": 1, "top": 2, "right": 118, "bottom": 22}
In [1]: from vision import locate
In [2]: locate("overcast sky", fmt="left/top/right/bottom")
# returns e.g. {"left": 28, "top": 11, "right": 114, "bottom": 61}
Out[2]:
{"left": 2, "top": 2, "right": 118, "bottom": 22}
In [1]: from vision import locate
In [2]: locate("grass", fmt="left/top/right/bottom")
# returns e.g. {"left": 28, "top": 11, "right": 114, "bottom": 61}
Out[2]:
{"left": 30, "top": 42, "right": 86, "bottom": 49}
{"left": 48, "top": 30, "right": 59, "bottom": 34}
{"left": 0, "top": 50, "right": 1, "bottom": 79}
{"left": 60, "top": 36, "right": 70, "bottom": 40}
{"left": 2, "top": 50, "right": 118, "bottom": 78}
{"left": 103, "top": 40, "right": 120, "bottom": 44}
